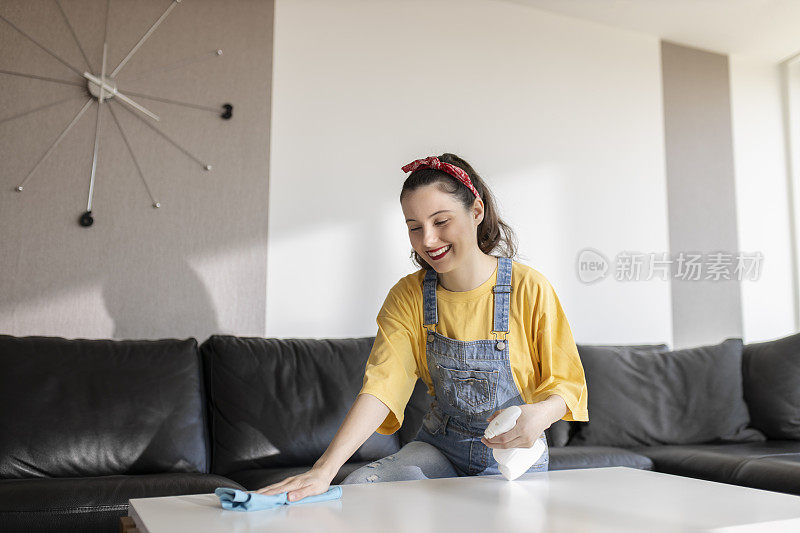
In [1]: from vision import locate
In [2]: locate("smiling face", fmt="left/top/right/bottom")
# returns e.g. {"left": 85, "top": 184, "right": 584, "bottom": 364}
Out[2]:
{"left": 401, "top": 184, "right": 484, "bottom": 273}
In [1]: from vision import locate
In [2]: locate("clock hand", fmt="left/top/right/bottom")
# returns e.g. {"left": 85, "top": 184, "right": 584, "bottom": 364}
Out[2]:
{"left": 83, "top": 72, "right": 160, "bottom": 121}
{"left": 87, "top": 38, "right": 109, "bottom": 215}
{"left": 109, "top": 0, "right": 181, "bottom": 80}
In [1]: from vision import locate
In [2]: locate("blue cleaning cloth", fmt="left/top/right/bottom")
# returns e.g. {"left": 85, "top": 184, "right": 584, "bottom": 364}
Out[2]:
{"left": 214, "top": 486, "right": 342, "bottom": 512}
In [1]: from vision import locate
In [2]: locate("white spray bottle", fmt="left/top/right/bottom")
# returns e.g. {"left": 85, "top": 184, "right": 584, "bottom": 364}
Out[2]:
{"left": 484, "top": 405, "right": 546, "bottom": 481}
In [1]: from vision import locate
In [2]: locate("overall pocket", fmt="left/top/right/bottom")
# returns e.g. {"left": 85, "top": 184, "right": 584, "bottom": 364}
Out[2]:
{"left": 435, "top": 363, "right": 499, "bottom": 413}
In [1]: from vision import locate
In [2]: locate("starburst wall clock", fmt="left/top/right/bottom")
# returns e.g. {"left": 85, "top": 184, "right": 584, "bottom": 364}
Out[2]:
{"left": 1, "top": 0, "right": 233, "bottom": 227}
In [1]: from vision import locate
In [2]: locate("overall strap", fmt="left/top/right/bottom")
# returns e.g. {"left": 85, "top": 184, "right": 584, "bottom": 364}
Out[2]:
{"left": 492, "top": 256, "right": 513, "bottom": 334}
{"left": 422, "top": 267, "right": 438, "bottom": 326}
{"left": 422, "top": 257, "right": 512, "bottom": 334}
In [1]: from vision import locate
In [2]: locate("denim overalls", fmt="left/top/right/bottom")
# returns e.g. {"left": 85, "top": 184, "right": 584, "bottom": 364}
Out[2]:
{"left": 412, "top": 256, "right": 549, "bottom": 476}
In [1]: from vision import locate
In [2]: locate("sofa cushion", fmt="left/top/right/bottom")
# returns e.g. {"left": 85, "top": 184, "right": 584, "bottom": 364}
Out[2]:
{"left": 549, "top": 446, "right": 653, "bottom": 471}
{"left": 742, "top": 332, "right": 800, "bottom": 440}
{"left": 569, "top": 338, "right": 765, "bottom": 447}
{"left": 546, "top": 343, "right": 671, "bottom": 448}
{"left": 0, "top": 334, "right": 208, "bottom": 478}
{"left": 0, "top": 473, "right": 242, "bottom": 533}
{"left": 629, "top": 440, "right": 800, "bottom": 496}
{"left": 735, "top": 456, "right": 800, "bottom": 497}
{"left": 200, "top": 335, "right": 400, "bottom": 476}
{"left": 630, "top": 439, "right": 800, "bottom": 464}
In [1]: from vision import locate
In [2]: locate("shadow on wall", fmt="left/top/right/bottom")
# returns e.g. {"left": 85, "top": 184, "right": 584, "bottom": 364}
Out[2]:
{"left": 101, "top": 254, "right": 218, "bottom": 341}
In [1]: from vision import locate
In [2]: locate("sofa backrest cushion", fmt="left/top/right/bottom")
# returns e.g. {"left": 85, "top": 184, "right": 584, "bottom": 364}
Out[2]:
{"left": 0, "top": 334, "right": 208, "bottom": 479}
{"left": 743, "top": 332, "right": 800, "bottom": 440}
{"left": 200, "top": 335, "right": 400, "bottom": 476}
{"left": 568, "top": 338, "right": 766, "bottom": 447}
{"left": 545, "top": 343, "right": 671, "bottom": 448}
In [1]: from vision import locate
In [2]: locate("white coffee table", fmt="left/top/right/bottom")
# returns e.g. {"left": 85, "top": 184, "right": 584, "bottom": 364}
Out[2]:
{"left": 124, "top": 466, "right": 800, "bottom": 532}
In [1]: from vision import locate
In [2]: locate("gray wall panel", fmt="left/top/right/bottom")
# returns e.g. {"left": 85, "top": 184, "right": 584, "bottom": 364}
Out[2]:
{"left": 661, "top": 40, "right": 743, "bottom": 348}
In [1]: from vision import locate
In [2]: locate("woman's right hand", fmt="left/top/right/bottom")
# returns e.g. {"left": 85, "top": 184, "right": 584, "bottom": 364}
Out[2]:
{"left": 252, "top": 467, "right": 334, "bottom": 502}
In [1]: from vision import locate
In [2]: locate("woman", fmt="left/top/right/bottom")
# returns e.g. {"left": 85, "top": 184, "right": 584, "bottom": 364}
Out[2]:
{"left": 255, "top": 153, "right": 588, "bottom": 501}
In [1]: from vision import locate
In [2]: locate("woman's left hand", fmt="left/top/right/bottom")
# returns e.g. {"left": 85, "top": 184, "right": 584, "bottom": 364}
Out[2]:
{"left": 480, "top": 404, "right": 548, "bottom": 449}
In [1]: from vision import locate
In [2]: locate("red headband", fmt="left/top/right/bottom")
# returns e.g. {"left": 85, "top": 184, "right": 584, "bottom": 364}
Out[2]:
{"left": 401, "top": 156, "right": 481, "bottom": 201}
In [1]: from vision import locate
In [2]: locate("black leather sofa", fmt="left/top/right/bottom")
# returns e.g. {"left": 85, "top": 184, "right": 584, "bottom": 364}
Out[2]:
{"left": 1, "top": 331, "right": 798, "bottom": 532}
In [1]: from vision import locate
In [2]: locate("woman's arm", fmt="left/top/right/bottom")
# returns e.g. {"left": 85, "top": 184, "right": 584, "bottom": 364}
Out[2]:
{"left": 312, "top": 392, "right": 390, "bottom": 478}
{"left": 528, "top": 275, "right": 590, "bottom": 422}
{"left": 535, "top": 394, "right": 568, "bottom": 427}
{"left": 482, "top": 394, "right": 568, "bottom": 449}
{"left": 254, "top": 392, "right": 390, "bottom": 499}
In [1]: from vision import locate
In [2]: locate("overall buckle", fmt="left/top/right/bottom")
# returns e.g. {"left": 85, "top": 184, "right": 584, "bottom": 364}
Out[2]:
{"left": 425, "top": 324, "right": 436, "bottom": 342}
{"left": 492, "top": 284, "right": 512, "bottom": 294}
{"left": 490, "top": 330, "right": 508, "bottom": 350}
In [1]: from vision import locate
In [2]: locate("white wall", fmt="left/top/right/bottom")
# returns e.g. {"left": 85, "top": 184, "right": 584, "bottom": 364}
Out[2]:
{"left": 267, "top": 0, "right": 672, "bottom": 344}
{"left": 729, "top": 55, "right": 796, "bottom": 343}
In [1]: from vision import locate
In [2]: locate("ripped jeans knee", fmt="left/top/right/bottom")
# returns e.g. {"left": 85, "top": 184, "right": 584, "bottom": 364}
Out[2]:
{"left": 362, "top": 456, "right": 390, "bottom": 483}
{"left": 341, "top": 454, "right": 428, "bottom": 485}
{"left": 363, "top": 454, "right": 396, "bottom": 483}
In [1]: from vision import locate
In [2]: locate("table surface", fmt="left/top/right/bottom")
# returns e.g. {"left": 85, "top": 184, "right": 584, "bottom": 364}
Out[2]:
{"left": 127, "top": 466, "right": 800, "bottom": 533}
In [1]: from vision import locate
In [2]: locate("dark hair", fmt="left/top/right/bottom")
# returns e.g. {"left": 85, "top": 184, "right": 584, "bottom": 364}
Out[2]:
{"left": 400, "top": 153, "right": 518, "bottom": 270}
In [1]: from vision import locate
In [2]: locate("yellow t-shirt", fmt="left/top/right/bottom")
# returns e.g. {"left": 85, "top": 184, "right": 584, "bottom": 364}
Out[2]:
{"left": 358, "top": 259, "right": 590, "bottom": 435}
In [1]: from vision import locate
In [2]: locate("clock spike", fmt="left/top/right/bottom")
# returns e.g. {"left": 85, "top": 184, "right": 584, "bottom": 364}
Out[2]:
{"left": 111, "top": 99, "right": 209, "bottom": 170}
{"left": 0, "top": 96, "right": 83, "bottom": 126}
{"left": 55, "top": 0, "right": 95, "bottom": 72}
{"left": 102, "top": 0, "right": 111, "bottom": 45}
{"left": 0, "top": 14, "right": 84, "bottom": 77}
{"left": 107, "top": 103, "right": 158, "bottom": 208}
{"left": 120, "top": 49, "right": 225, "bottom": 84}
{"left": 18, "top": 99, "right": 94, "bottom": 189}
{"left": 0, "top": 68, "right": 83, "bottom": 87}
{"left": 115, "top": 88, "right": 222, "bottom": 115}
